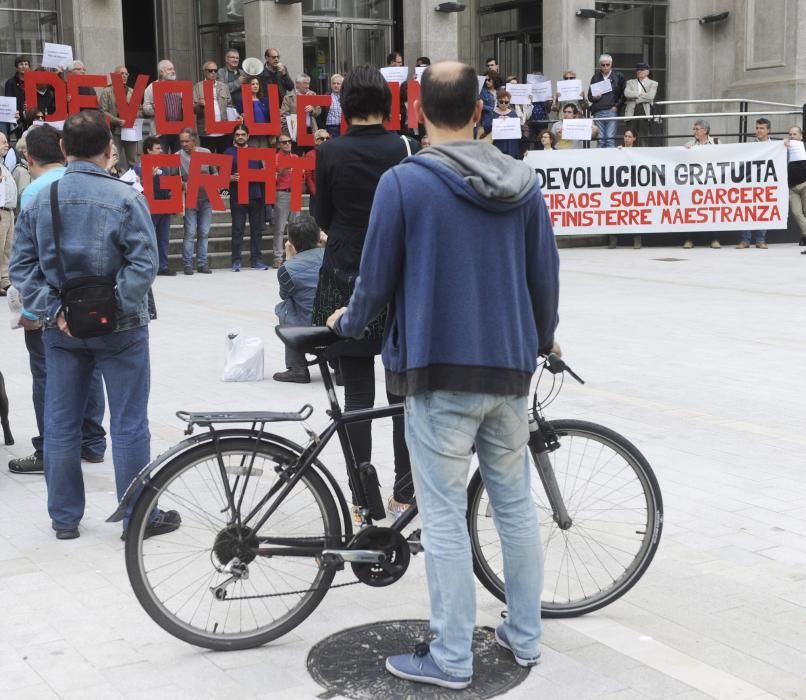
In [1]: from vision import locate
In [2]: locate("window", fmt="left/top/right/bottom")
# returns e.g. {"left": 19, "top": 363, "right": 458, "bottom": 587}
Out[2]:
{"left": 0, "top": 6, "right": 58, "bottom": 81}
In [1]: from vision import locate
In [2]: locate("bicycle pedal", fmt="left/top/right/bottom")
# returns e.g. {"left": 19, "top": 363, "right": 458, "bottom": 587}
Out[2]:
{"left": 406, "top": 529, "right": 423, "bottom": 555}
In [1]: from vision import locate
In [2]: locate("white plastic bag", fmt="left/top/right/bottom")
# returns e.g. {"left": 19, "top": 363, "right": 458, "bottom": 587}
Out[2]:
{"left": 222, "top": 332, "right": 264, "bottom": 382}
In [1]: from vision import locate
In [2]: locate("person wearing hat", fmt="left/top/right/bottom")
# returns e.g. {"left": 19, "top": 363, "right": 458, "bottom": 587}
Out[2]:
{"left": 624, "top": 62, "right": 659, "bottom": 144}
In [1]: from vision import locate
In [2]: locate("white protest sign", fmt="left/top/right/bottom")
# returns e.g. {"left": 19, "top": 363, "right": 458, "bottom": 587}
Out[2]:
{"left": 561, "top": 119, "right": 593, "bottom": 141}
{"left": 120, "top": 117, "right": 143, "bottom": 142}
{"left": 0, "top": 97, "right": 17, "bottom": 123}
{"left": 119, "top": 168, "right": 138, "bottom": 184}
{"left": 557, "top": 79, "right": 582, "bottom": 102}
{"left": 47, "top": 120, "right": 65, "bottom": 131}
{"left": 507, "top": 84, "right": 532, "bottom": 105}
{"left": 492, "top": 116, "right": 522, "bottom": 140}
{"left": 380, "top": 66, "right": 409, "bottom": 83}
{"left": 477, "top": 75, "right": 487, "bottom": 93}
{"left": 787, "top": 140, "right": 806, "bottom": 162}
{"left": 42, "top": 42, "right": 74, "bottom": 69}
{"left": 226, "top": 107, "right": 239, "bottom": 121}
{"left": 285, "top": 115, "right": 297, "bottom": 141}
{"left": 531, "top": 80, "right": 553, "bottom": 102}
{"left": 415, "top": 66, "right": 427, "bottom": 82}
{"left": 590, "top": 79, "right": 613, "bottom": 98}
{"left": 524, "top": 142, "right": 788, "bottom": 235}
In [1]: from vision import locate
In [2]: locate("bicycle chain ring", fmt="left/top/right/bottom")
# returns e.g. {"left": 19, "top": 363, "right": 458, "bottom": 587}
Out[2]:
{"left": 213, "top": 524, "right": 259, "bottom": 567}
{"left": 349, "top": 526, "right": 411, "bottom": 587}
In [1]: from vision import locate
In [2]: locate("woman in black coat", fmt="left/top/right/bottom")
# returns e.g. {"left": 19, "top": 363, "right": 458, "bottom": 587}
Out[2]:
{"left": 311, "top": 64, "right": 417, "bottom": 518}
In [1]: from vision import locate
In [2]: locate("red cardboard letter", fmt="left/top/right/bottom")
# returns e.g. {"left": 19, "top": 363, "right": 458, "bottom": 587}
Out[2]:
{"left": 67, "top": 73, "right": 106, "bottom": 113}
{"left": 153, "top": 80, "right": 195, "bottom": 134}
{"left": 185, "top": 152, "right": 231, "bottom": 211}
{"left": 236, "top": 147, "right": 277, "bottom": 206}
{"left": 112, "top": 72, "right": 149, "bottom": 127}
{"left": 25, "top": 71, "right": 67, "bottom": 122}
{"left": 406, "top": 80, "right": 420, "bottom": 130}
{"left": 202, "top": 80, "right": 240, "bottom": 135}
{"left": 278, "top": 152, "right": 313, "bottom": 213}
{"left": 140, "top": 154, "right": 183, "bottom": 214}
{"left": 295, "top": 94, "right": 331, "bottom": 147}
{"left": 242, "top": 84, "right": 282, "bottom": 136}
{"left": 383, "top": 82, "right": 401, "bottom": 132}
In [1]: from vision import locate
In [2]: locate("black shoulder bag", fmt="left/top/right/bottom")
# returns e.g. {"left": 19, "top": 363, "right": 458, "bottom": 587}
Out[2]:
{"left": 50, "top": 181, "right": 117, "bottom": 338}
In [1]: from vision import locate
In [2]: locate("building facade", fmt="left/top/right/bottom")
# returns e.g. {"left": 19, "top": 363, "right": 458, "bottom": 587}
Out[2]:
{"left": 1, "top": 1, "right": 802, "bottom": 140}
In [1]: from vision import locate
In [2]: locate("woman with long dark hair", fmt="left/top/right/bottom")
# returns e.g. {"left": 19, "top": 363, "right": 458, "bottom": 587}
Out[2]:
{"left": 310, "top": 64, "right": 417, "bottom": 520}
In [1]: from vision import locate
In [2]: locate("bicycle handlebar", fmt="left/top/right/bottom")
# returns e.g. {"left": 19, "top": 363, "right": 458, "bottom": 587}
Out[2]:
{"left": 544, "top": 353, "right": 585, "bottom": 385}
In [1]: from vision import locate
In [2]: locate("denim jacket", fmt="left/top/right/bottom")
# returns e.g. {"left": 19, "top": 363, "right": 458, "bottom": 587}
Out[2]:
{"left": 275, "top": 247, "right": 324, "bottom": 326}
{"left": 10, "top": 160, "right": 158, "bottom": 330}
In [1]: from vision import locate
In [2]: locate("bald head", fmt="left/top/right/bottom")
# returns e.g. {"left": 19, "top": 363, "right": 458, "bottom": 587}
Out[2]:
{"left": 420, "top": 61, "right": 480, "bottom": 130}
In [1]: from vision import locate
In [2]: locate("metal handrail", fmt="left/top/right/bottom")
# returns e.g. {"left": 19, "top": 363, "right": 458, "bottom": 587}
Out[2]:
{"left": 654, "top": 98, "right": 801, "bottom": 109}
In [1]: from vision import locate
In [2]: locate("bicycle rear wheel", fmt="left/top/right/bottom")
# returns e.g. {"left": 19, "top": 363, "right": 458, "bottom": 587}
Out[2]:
{"left": 125, "top": 437, "right": 341, "bottom": 650}
{"left": 468, "top": 419, "right": 663, "bottom": 617}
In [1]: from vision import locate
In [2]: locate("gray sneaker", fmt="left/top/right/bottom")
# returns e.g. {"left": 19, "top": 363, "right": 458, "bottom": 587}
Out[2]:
{"left": 494, "top": 624, "right": 541, "bottom": 667}
{"left": 9, "top": 453, "right": 44, "bottom": 474}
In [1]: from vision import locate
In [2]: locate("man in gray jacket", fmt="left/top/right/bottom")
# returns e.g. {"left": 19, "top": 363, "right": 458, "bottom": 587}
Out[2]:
{"left": 10, "top": 110, "right": 180, "bottom": 541}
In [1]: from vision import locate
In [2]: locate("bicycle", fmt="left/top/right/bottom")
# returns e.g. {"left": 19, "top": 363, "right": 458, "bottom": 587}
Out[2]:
{"left": 109, "top": 326, "right": 663, "bottom": 651}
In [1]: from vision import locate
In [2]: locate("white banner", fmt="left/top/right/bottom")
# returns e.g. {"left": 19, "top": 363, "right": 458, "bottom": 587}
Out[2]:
{"left": 507, "top": 84, "right": 532, "bottom": 105}
{"left": 380, "top": 66, "right": 409, "bottom": 83}
{"left": 524, "top": 142, "right": 789, "bottom": 235}
{"left": 492, "top": 116, "right": 521, "bottom": 140}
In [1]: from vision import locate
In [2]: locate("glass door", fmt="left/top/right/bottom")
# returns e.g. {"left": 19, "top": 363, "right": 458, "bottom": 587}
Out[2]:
{"left": 303, "top": 22, "right": 335, "bottom": 94}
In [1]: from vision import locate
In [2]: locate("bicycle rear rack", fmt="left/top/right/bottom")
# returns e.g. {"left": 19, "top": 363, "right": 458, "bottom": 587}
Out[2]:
{"left": 176, "top": 405, "right": 314, "bottom": 435}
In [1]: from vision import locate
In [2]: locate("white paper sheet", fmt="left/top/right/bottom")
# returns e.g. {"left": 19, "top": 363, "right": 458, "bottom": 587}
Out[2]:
{"left": 285, "top": 115, "right": 297, "bottom": 141}
{"left": 491, "top": 116, "right": 522, "bottom": 140}
{"left": 530, "top": 81, "right": 553, "bottom": 102}
{"left": 415, "top": 66, "right": 427, "bottom": 82}
{"left": 120, "top": 117, "right": 143, "bottom": 142}
{"left": 507, "top": 84, "right": 532, "bottom": 105}
{"left": 557, "top": 79, "right": 583, "bottom": 102}
{"left": 0, "top": 96, "right": 17, "bottom": 123}
{"left": 226, "top": 107, "right": 239, "bottom": 121}
{"left": 560, "top": 119, "right": 593, "bottom": 141}
{"left": 119, "top": 168, "right": 138, "bottom": 184}
{"left": 380, "top": 66, "right": 409, "bottom": 83}
{"left": 788, "top": 140, "right": 806, "bottom": 163}
{"left": 478, "top": 75, "right": 487, "bottom": 94}
{"left": 42, "top": 42, "right": 74, "bottom": 69}
{"left": 590, "top": 79, "right": 613, "bottom": 98}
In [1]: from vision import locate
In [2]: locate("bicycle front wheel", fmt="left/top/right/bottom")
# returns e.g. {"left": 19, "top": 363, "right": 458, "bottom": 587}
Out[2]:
{"left": 125, "top": 437, "right": 341, "bottom": 650}
{"left": 468, "top": 419, "right": 663, "bottom": 617}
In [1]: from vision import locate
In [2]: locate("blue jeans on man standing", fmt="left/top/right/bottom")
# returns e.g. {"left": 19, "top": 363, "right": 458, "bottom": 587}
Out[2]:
{"left": 25, "top": 328, "right": 106, "bottom": 459}
{"left": 594, "top": 109, "right": 618, "bottom": 148}
{"left": 231, "top": 198, "right": 266, "bottom": 265}
{"left": 152, "top": 214, "right": 172, "bottom": 270}
{"left": 182, "top": 200, "right": 212, "bottom": 269}
{"left": 43, "top": 326, "right": 151, "bottom": 529}
{"left": 404, "top": 391, "right": 543, "bottom": 678}
{"left": 740, "top": 229, "right": 767, "bottom": 244}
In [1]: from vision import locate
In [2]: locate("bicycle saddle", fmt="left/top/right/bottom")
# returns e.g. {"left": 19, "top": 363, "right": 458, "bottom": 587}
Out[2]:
{"left": 275, "top": 325, "right": 340, "bottom": 353}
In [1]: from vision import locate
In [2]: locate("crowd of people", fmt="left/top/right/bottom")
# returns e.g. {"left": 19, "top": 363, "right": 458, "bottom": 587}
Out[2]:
{"left": 3, "top": 43, "right": 805, "bottom": 693}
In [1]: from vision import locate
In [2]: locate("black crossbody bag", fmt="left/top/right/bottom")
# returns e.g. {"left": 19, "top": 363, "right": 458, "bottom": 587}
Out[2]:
{"left": 50, "top": 181, "right": 117, "bottom": 338}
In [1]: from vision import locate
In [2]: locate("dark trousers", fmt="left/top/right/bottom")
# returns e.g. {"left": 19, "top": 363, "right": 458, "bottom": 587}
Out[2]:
{"left": 325, "top": 124, "right": 341, "bottom": 139}
{"left": 152, "top": 214, "right": 171, "bottom": 270}
{"left": 201, "top": 135, "right": 229, "bottom": 154}
{"left": 339, "top": 355, "right": 413, "bottom": 503}
{"left": 230, "top": 198, "right": 266, "bottom": 263}
{"left": 24, "top": 328, "right": 106, "bottom": 457}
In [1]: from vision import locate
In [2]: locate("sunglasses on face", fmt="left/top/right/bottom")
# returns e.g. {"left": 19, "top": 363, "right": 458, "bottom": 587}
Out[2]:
{"left": 499, "top": 100, "right": 510, "bottom": 104}
{"left": 205, "top": 68, "right": 217, "bottom": 72}
{"left": 279, "top": 140, "right": 292, "bottom": 144}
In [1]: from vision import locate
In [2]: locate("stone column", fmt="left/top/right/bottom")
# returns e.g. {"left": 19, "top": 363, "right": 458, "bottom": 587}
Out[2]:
{"left": 542, "top": 1, "right": 596, "bottom": 84}
{"left": 402, "top": 1, "right": 461, "bottom": 66}
{"left": 243, "top": 0, "right": 303, "bottom": 78}
{"left": 58, "top": 0, "right": 125, "bottom": 74}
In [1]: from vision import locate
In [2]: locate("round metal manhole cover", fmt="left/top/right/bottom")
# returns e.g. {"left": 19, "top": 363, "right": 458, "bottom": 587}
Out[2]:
{"left": 307, "top": 620, "right": 531, "bottom": 699}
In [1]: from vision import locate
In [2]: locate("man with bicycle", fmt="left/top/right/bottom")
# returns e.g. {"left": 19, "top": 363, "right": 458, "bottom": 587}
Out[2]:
{"left": 328, "top": 60, "right": 559, "bottom": 690}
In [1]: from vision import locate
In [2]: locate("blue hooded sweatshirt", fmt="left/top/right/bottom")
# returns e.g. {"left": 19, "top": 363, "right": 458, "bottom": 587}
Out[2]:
{"left": 335, "top": 139, "right": 559, "bottom": 397}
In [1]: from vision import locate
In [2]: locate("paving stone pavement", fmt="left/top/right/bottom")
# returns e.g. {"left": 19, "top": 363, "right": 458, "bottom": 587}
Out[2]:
{"left": 1, "top": 242, "right": 804, "bottom": 699}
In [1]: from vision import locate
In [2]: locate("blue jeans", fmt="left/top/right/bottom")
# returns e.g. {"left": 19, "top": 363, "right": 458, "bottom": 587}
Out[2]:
{"left": 182, "top": 200, "right": 212, "bottom": 269}
{"left": 152, "top": 213, "right": 172, "bottom": 270}
{"left": 43, "top": 326, "right": 151, "bottom": 529}
{"left": 404, "top": 391, "right": 542, "bottom": 677}
{"left": 272, "top": 191, "right": 298, "bottom": 264}
{"left": 593, "top": 110, "right": 618, "bottom": 148}
{"left": 25, "top": 328, "right": 106, "bottom": 457}
{"left": 230, "top": 198, "right": 265, "bottom": 263}
{"left": 741, "top": 229, "right": 767, "bottom": 244}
